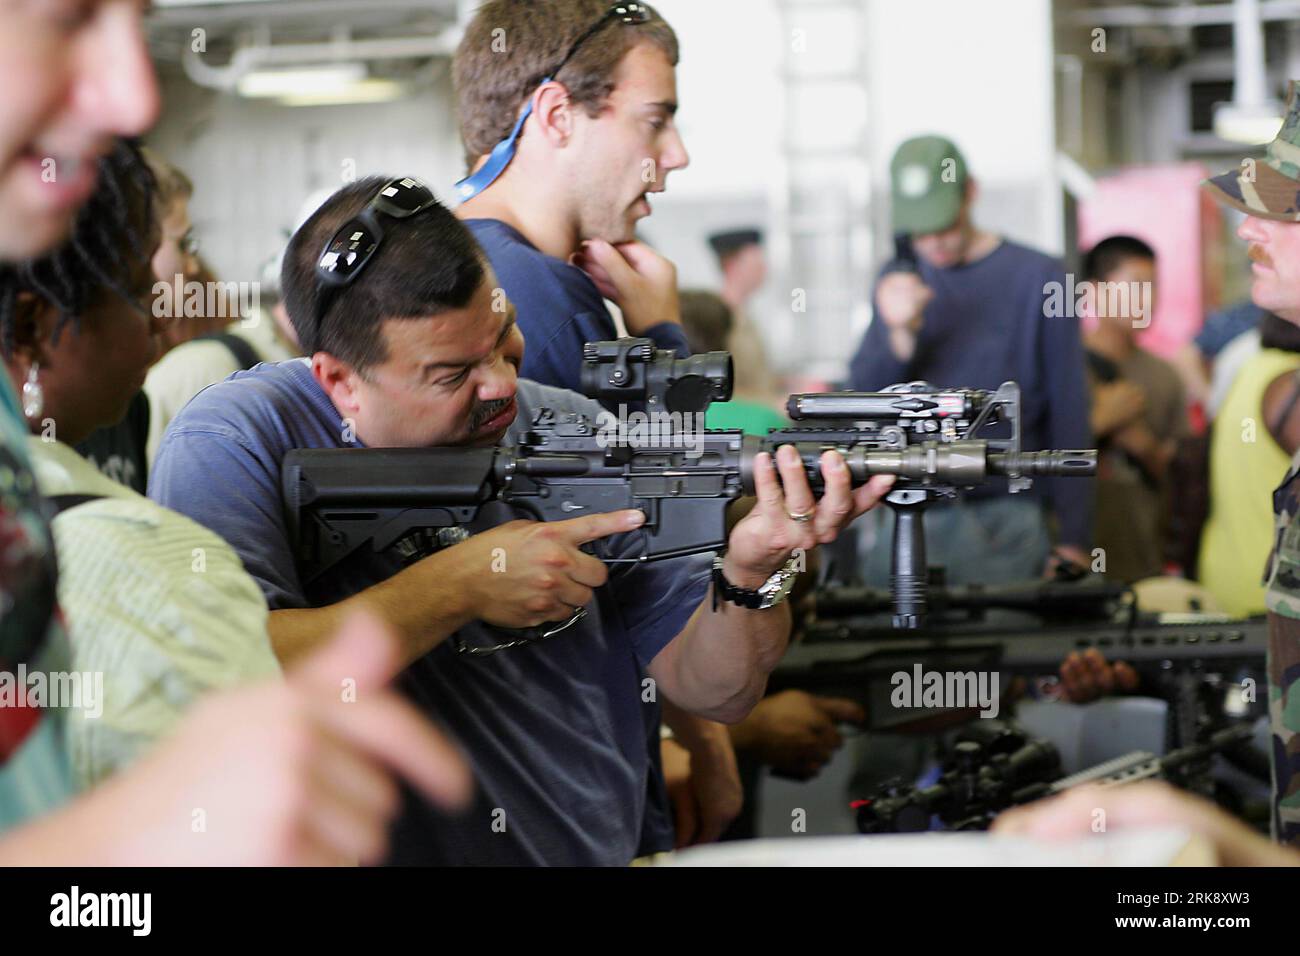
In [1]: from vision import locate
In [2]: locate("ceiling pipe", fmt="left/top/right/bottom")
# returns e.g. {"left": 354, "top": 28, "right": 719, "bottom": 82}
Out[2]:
{"left": 181, "top": 29, "right": 460, "bottom": 91}
{"left": 1233, "top": 0, "right": 1267, "bottom": 107}
{"left": 1066, "top": 0, "right": 1300, "bottom": 27}
{"left": 151, "top": 0, "right": 457, "bottom": 26}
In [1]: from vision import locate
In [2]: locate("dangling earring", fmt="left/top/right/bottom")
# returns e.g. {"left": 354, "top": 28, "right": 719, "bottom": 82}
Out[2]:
{"left": 22, "top": 362, "right": 43, "bottom": 421}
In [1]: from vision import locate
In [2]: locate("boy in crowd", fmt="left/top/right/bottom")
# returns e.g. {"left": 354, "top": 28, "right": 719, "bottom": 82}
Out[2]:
{"left": 1082, "top": 235, "right": 1186, "bottom": 583}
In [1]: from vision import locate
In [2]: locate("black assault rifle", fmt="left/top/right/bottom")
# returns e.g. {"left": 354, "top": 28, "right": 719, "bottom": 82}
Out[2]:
{"left": 852, "top": 721, "right": 1257, "bottom": 833}
{"left": 281, "top": 338, "right": 1096, "bottom": 629}
{"left": 769, "top": 615, "right": 1268, "bottom": 746}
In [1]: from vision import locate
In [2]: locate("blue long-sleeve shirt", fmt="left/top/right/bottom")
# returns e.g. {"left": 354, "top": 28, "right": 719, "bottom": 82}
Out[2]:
{"left": 465, "top": 218, "right": 690, "bottom": 398}
{"left": 848, "top": 240, "right": 1093, "bottom": 549}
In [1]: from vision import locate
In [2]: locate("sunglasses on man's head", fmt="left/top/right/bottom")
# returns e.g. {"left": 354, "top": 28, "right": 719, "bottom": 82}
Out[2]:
{"left": 453, "top": 2, "right": 655, "bottom": 203}
{"left": 310, "top": 176, "right": 437, "bottom": 348}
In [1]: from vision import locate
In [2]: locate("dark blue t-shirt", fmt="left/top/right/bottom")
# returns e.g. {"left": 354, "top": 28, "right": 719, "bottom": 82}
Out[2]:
{"left": 465, "top": 216, "right": 687, "bottom": 855}
{"left": 465, "top": 219, "right": 691, "bottom": 392}
{"left": 148, "top": 360, "right": 710, "bottom": 865}
{"left": 848, "top": 241, "right": 1093, "bottom": 549}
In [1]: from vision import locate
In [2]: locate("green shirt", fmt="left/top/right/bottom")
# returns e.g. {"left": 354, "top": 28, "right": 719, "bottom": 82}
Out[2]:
{"left": 705, "top": 400, "right": 786, "bottom": 436}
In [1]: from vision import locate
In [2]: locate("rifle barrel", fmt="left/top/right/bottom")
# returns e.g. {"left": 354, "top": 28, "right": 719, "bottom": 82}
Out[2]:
{"left": 989, "top": 450, "right": 1098, "bottom": 477}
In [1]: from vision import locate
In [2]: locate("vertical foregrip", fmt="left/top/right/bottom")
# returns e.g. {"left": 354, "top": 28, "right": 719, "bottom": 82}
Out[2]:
{"left": 890, "top": 498, "right": 928, "bottom": 629}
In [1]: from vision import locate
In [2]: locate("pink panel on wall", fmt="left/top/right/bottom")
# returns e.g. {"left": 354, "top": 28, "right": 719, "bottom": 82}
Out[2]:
{"left": 1077, "top": 163, "right": 1223, "bottom": 360}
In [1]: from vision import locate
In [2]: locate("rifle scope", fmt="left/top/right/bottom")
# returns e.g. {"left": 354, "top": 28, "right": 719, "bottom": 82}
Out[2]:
{"left": 580, "top": 337, "right": 732, "bottom": 415}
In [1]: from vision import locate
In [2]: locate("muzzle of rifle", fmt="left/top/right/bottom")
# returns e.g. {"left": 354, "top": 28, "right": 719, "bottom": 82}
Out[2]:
{"left": 835, "top": 443, "right": 1097, "bottom": 485}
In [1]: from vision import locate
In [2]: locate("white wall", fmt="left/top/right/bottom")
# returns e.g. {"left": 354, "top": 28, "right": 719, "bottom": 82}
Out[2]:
{"left": 148, "top": 66, "right": 465, "bottom": 283}
{"left": 864, "top": 0, "right": 1062, "bottom": 255}
{"left": 645, "top": 0, "right": 786, "bottom": 205}
{"left": 630, "top": 0, "right": 786, "bottom": 293}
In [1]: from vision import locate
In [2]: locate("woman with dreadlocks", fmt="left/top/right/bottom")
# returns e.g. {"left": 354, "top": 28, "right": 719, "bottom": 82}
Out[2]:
{"left": 0, "top": 138, "right": 281, "bottom": 788}
{"left": 1, "top": 139, "right": 163, "bottom": 454}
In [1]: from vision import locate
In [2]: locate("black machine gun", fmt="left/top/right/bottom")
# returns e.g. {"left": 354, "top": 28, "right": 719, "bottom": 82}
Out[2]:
{"left": 282, "top": 338, "right": 1096, "bottom": 628}
{"left": 771, "top": 615, "right": 1268, "bottom": 736}
{"left": 853, "top": 721, "right": 1256, "bottom": 834}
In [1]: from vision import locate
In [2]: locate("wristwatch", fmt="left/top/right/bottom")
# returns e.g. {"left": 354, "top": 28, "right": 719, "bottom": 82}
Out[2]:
{"left": 711, "top": 555, "right": 800, "bottom": 610}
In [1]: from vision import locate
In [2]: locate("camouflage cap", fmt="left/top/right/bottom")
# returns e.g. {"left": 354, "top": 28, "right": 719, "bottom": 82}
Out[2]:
{"left": 890, "top": 135, "right": 968, "bottom": 235}
{"left": 1203, "top": 81, "right": 1300, "bottom": 222}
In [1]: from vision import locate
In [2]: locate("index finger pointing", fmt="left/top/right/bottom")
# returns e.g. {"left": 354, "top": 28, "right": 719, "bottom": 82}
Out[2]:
{"left": 556, "top": 508, "right": 646, "bottom": 545}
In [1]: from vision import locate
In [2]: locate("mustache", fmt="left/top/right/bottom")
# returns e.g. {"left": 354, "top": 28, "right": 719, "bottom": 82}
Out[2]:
{"left": 468, "top": 397, "right": 514, "bottom": 432}
{"left": 1249, "top": 244, "right": 1273, "bottom": 268}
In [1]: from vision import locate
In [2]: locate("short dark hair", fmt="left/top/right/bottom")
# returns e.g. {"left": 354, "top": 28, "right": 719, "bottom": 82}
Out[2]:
{"left": 708, "top": 229, "right": 763, "bottom": 265}
{"left": 679, "top": 289, "right": 733, "bottom": 354}
{"left": 0, "top": 138, "right": 157, "bottom": 357}
{"left": 1082, "top": 235, "right": 1156, "bottom": 283}
{"left": 453, "top": 0, "right": 679, "bottom": 169}
{"left": 281, "top": 177, "right": 487, "bottom": 370}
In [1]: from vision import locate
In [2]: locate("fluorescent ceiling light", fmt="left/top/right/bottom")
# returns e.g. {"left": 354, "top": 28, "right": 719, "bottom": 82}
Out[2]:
{"left": 236, "top": 63, "right": 367, "bottom": 99}
{"left": 1214, "top": 102, "right": 1284, "bottom": 145}
{"left": 277, "top": 78, "right": 406, "bottom": 107}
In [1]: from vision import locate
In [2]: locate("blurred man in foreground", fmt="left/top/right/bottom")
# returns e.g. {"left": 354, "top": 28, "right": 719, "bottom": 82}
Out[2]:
{"left": 0, "top": 0, "right": 471, "bottom": 866}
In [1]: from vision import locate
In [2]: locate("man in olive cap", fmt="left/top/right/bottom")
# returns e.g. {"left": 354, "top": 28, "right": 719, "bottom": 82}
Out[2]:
{"left": 1204, "top": 80, "right": 1300, "bottom": 847}
{"left": 848, "top": 135, "right": 1093, "bottom": 583}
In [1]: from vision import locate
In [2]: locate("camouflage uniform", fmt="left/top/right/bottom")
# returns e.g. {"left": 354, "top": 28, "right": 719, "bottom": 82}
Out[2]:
{"left": 1206, "top": 78, "right": 1300, "bottom": 846}
{"left": 1264, "top": 452, "right": 1300, "bottom": 846}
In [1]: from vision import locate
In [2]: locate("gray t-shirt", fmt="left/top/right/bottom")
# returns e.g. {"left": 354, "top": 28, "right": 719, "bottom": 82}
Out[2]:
{"left": 149, "top": 359, "right": 710, "bottom": 865}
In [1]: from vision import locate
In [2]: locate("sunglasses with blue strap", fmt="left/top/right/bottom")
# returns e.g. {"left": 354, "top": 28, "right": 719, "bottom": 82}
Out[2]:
{"left": 453, "top": 2, "right": 654, "bottom": 203}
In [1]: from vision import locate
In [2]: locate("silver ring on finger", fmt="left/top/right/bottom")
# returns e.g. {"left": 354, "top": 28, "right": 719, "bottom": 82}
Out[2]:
{"left": 787, "top": 507, "right": 815, "bottom": 523}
